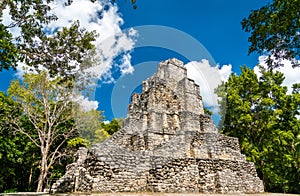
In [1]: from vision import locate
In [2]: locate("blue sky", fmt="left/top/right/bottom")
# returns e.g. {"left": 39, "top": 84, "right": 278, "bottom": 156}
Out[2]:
{"left": 96, "top": 0, "right": 269, "bottom": 120}
{"left": 117, "top": 0, "right": 266, "bottom": 69}
{"left": 1, "top": 0, "right": 299, "bottom": 123}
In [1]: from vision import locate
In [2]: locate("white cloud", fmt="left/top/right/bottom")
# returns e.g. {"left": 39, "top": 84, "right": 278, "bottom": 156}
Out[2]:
{"left": 2, "top": 6, "right": 22, "bottom": 38}
{"left": 73, "top": 94, "right": 99, "bottom": 112}
{"left": 103, "top": 120, "right": 110, "bottom": 124}
{"left": 4, "top": 0, "right": 136, "bottom": 109}
{"left": 15, "top": 62, "right": 30, "bottom": 79}
{"left": 255, "top": 55, "right": 300, "bottom": 94}
{"left": 3, "top": 0, "right": 136, "bottom": 82}
{"left": 2, "top": 0, "right": 137, "bottom": 117}
{"left": 15, "top": 61, "right": 48, "bottom": 79}
{"left": 47, "top": 0, "right": 137, "bottom": 82}
{"left": 185, "top": 59, "right": 232, "bottom": 110}
{"left": 219, "top": 64, "right": 232, "bottom": 81}
{"left": 95, "top": 28, "right": 137, "bottom": 81}
{"left": 119, "top": 53, "right": 134, "bottom": 75}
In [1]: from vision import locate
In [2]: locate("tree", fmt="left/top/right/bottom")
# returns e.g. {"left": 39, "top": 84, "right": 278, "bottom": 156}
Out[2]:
{"left": 215, "top": 66, "right": 300, "bottom": 193}
{"left": 7, "top": 72, "right": 83, "bottom": 192}
{"left": 102, "top": 118, "right": 123, "bottom": 135}
{"left": 204, "top": 108, "right": 213, "bottom": 116}
{"left": 0, "top": 91, "right": 41, "bottom": 192}
{"left": 1, "top": 0, "right": 55, "bottom": 70}
{"left": 242, "top": 0, "right": 300, "bottom": 68}
{"left": 0, "top": 0, "right": 97, "bottom": 79}
{"left": 94, "top": 128, "right": 110, "bottom": 142}
{"left": 0, "top": 23, "right": 18, "bottom": 71}
{"left": 75, "top": 109, "right": 109, "bottom": 145}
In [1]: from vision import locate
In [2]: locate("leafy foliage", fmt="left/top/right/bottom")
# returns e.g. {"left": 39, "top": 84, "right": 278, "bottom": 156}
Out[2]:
{"left": 1, "top": 0, "right": 55, "bottom": 70}
{"left": 95, "top": 128, "right": 110, "bottom": 142}
{"left": 1, "top": 72, "right": 108, "bottom": 192}
{"left": 0, "top": 0, "right": 98, "bottom": 79}
{"left": 20, "top": 21, "right": 97, "bottom": 81}
{"left": 7, "top": 72, "right": 81, "bottom": 192}
{"left": 204, "top": 108, "right": 213, "bottom": 116}
{"left": 102, "top": 118, "right": 123, "bottom": 135}
{"left": 67, "top": 137, "right": 89, "bottom": 149}
{"left": 0, "top": 24, "right": 18, "bottom": 71}
{"left": 216, "top": 66, "right": 300, "bottom": 193}
{"left": 242, "top": 0, "right": 300, "bottom": 68}
{"left": 0, "top": 92, "right": 40, "bottom": 192}
{"left": 76, "top": 109, "right": 109, "bottom": 145}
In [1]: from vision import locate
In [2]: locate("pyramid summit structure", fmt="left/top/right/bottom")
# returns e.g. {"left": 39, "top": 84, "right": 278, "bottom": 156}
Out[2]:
{"left": 51, "top": 58, "right": 264, "bottom": 193}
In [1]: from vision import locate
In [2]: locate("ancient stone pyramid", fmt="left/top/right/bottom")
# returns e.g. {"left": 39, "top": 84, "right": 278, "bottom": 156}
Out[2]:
{"left": 52, "top": 58, "right": 264, "bottom": 193}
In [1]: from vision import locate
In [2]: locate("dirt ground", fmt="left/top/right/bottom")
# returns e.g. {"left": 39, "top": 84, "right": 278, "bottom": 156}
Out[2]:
{"left": 52, "top": 193, "right": 298, "bottom": 196}
{"left": 64, "top": 193, "right": 298, "bottom": 196}
{"left": 2, "top": 192, "right": 298, "bottom": 196}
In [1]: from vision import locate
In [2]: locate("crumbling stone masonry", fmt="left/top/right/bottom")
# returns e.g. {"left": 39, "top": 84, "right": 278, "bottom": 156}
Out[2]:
{"left": 51, "top": 58, "right": 264, "bottom": 193}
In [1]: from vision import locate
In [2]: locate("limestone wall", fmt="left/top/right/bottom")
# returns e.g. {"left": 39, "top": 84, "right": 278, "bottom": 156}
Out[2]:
{"left": 52, "top": 150, "right": 263, "bottom": 193}
{"left": 148, "top": 159, "right": 263, "bottom": 193}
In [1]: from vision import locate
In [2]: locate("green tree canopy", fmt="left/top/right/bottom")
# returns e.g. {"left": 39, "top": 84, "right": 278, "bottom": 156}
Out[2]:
{"left": 0, "top": 0, "right": 98, "bottom": 80}
{"left": 242, "top": 0, "right": 300, "bottom": 68}
{"left": 0, "top": 92, "right": 40, "bottom": 192}
{"left": 76, "top": 109, "right": 109, "bottom": 145}
{"left": 102, "top": 118, "right": 123, "bottom": 135}
{"left": 216, "top": 66, "right": 300, "bottom": 193}
{"left": 7, "top": 72, "right": 83, "bottom": 192}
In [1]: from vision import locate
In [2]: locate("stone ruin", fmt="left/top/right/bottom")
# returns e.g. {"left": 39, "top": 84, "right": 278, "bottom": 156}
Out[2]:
{"left": 51, "top": 58, "right": 264, "bottom": 193}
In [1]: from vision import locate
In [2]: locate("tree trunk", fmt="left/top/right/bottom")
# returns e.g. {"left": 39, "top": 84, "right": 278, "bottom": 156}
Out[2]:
{"left": 36, "top": 172, "right": 44, "bottom": 192}
{"left": 36, "top": 152, "right": 48, "bottom": 192}
{"left": 28, "top": 153, "right": 35, "bottom": 189}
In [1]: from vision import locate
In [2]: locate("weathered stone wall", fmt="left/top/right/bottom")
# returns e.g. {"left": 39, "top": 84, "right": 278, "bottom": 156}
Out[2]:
{"left": 51, "top": 58, "right": 264, "bottom": 194}
{"left": 148, "top": 158, "right": 263, "bottom": 193}
{"left": 52, "top": 151, "right": 263, "bottom": 193}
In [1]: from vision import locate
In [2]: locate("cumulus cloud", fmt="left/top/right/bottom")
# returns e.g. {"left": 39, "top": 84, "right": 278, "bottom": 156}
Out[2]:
{"left": 2, "top": 8, "right": 21, "bottom": 38}
{"left": 219, "top": 64, "right": 232, "bottom": 81}
{"left": 185, "top": 59, "right": 232, "bottom": 111}
{"left": 3, "top": 0, "right": 137, "bottom": 111}
{"left": 15, "top": 63, "right": 31, "bottom": 79}
{"left": 185, "top": 56, "right": 299, "bottom": 122}
{"left": 47, "top": 0, "right": 137, "bottom": 109}
{"left": 47, "top": 0, "right": 137, "bottom": 82}
{"left": 73, "top": 94, "right": 99, "bottom": 112}
{"left": 119, "top": 53, "right": 135, "bottom": 75}
{"left": 255, "top": 55, "right": 300, "bottom": 94}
